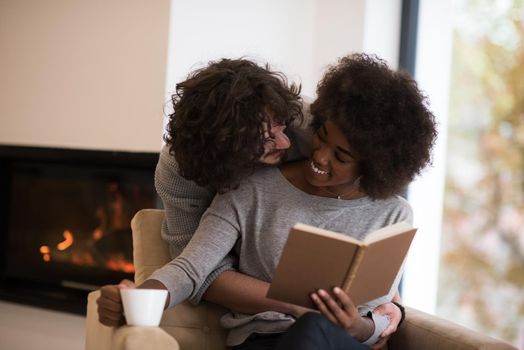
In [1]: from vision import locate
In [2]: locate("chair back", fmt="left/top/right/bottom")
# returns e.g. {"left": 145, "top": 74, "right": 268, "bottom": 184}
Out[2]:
{"left": 131, "top": 209, "right": 228, "bottom": 350}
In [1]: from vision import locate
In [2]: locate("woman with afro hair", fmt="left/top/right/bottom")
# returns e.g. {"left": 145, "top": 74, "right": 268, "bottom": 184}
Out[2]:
{"left": 270, "top": 53, "right": 437, "bottom": 349}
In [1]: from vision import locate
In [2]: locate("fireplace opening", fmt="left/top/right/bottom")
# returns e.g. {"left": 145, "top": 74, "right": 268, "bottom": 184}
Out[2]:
{"left": 0, "top": 145, "right": 161, "bottom": 314}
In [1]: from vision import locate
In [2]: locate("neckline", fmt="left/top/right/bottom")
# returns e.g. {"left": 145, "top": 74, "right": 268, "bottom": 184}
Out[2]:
{"left": 272, "top": 163, "right": 371, "bottom": 207}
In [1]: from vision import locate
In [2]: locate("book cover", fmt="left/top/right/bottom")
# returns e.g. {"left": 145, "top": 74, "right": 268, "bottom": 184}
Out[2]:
{"left": 267, "top": 222, "right": 417, "bottom": 308}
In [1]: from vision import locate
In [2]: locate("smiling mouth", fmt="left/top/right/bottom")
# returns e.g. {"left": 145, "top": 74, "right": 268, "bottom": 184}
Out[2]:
{"left": 310, "top": 161, "right": 329, "bottom": 175}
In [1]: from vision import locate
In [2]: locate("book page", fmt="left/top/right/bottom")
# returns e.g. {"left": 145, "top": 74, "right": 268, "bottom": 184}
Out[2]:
{"left": 363, "top": 221, "right": 413, "bottom": 244}
{"left": 347, "top": 228, "right": 416, "bottom": 305}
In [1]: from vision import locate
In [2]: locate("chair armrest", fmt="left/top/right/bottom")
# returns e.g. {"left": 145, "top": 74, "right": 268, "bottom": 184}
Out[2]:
{"left": 85, "top": 291, "right": 113, "bottom": 350}
{"left": 85, "top": 290, "right": 180, "bottom": 350}
{"left": 389, "top": 306, "right": 517, "bottom": 350}
{"left": 111, "top": 326, "right": 180, "bottom": 350}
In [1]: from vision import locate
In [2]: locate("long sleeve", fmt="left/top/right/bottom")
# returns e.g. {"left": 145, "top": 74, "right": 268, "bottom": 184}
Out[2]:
{"left": 154, "top": 146, "right": 237, "bottom": 303}
{"left": 362, "top": 313, "right": 391, "bottom": 346}
{"left": 149, "top": 210, "right": 240, "bottom": 308}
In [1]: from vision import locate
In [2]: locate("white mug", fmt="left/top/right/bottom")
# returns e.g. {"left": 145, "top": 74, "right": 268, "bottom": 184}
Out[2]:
{"left": 120, "top": 289, "right": 168, "bottom": 326}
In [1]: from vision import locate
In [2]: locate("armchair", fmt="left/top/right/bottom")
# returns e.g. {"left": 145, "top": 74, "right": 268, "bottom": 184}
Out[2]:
{"left": 85, "top": 209, "right": 517, "bottom": 350}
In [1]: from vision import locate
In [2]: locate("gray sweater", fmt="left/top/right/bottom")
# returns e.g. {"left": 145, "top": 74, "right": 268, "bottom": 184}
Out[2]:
{"left": 154, "top": 102, "right": 313, "bottom": 302}
{"left": 150, "top": 166, "right": 413, "bottom": 346}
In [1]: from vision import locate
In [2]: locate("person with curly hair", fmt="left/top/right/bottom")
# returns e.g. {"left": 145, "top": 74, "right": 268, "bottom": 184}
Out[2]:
{"left": 98, "top": 58, "right": 318, "bottom": 326}
{"left": 271, "top": 53, "right": 437, "bottom": 349}
{"left": 153, "top": 58, "right": 320, "bottom": 315}
{"left": 99, "top": 53, "right": 436, "bottom": 349}
{"left": 165, "top": 58, "right": 306, "bottom": 193}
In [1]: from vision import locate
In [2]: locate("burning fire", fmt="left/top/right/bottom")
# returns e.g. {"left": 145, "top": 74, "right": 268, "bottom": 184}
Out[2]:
{"left": 106, "top": 255, "right": 135, "bottom": 273}
{"left": 92, "top": 228, "right": 103, "bottom": 241}
{"left": 37, "top": 183, "right": 136, "bottom": 274}
{"left": 39, "top": 229, "right": 74, "bottom": 261}
{"left": 38, "top": 228, "right": 134, "bottom": 274}
{"left": 57, "top": 230, "right": 74, "bottom": 251}
{"left": 39, "top": 245, "right": 51, "bottom": 262}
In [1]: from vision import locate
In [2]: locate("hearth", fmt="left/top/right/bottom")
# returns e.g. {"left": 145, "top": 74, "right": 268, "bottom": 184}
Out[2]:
{"left": 0, "top": 145, "right": 161, "bottom": 314}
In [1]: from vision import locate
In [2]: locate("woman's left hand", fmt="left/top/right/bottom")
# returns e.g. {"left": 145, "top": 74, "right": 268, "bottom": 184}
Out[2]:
{"left": 369, "top": 302, "right": 402, "bottom": 349}
{"left": 373, "top": 302, "right": 401, "bottom": 336}
{"left": 310, "top": 287, "right": 374, "bottom": 342}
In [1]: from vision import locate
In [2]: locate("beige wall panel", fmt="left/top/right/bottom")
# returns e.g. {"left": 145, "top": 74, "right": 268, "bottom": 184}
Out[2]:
{"left": 0, "top": 0, "right": 170, "bottom": 152}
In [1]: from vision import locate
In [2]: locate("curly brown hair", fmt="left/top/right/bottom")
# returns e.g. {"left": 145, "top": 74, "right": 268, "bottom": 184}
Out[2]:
{"left": 311, "top": 53, "right": 437, "bottom": 199}
{"left": 165, "top": 58, "right": 303, "bottom": 192}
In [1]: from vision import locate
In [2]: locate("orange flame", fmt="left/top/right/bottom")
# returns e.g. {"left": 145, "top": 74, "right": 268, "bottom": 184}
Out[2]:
{"left": 92, "top": 228, "right": 103, "bottom": 241}
{"left": 106, "top": 255, "right": 135, "bottom": 273}
{"left": 39, "top": 245, "right": 51, "bottom": 262}
{"left": 57, "top": 230, "right": 74, "bottom": 251}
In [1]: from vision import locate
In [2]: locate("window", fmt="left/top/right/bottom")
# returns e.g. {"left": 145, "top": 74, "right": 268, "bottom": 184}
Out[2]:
{"left": 405, "top": 0, "right": 524, "bottom": 347}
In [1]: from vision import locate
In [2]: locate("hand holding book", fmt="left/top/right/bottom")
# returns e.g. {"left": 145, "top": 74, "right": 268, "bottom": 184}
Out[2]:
{"left": 310, "top": 286, "right": 375, "bottom": 342}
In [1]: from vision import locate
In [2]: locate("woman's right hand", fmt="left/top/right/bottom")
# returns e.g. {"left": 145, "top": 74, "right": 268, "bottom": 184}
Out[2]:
{"left": 310, "top": 287, "right": 374, "bottom": 342}
{"left": 96, "top": 279, "right": 135, "bottom": 327}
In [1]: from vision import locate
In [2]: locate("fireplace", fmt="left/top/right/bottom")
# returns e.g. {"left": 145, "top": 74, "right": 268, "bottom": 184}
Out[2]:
{"left": 0, "top": 145, "right": 162, "bottom": 314}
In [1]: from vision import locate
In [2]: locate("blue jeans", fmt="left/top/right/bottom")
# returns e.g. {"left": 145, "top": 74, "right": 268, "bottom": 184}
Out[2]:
{"left": 231, "top": 313, "right": 369, "bottom": 350}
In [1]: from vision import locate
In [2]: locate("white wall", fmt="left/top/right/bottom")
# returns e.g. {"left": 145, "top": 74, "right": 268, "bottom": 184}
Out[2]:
{"left": 0, "top": 0, "right": 402, "bottom": 150}
{"left": 0, "top": 0, "right": 171, "bottom": 152}
{"left": 363, "top": 0, "right": 402, "bottom": 67}
{"left": 166, "top": 0, "right": 401, "bottom": 101}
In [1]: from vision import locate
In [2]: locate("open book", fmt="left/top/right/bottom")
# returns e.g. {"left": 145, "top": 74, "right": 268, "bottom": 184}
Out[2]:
{"left": 267, "top": 222, "right": 417, "bottom": 308}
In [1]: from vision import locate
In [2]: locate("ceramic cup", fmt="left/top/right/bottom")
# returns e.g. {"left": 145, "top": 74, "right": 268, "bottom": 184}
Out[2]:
{"left": 120, "top": 289, "right": 168, "bottom": 326}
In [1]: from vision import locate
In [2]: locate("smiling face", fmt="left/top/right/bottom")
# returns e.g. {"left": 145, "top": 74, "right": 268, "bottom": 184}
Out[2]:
{"left": 304, "top": 120, "right": 363, "bottom": 199}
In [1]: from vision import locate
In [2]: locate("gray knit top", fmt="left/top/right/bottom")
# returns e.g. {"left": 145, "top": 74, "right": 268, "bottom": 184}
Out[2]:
{"left": 150, "top": 165, "right": 412, "bottom": 346}
{"left": 153, "top": 102, "right": 313, "bottom": 302}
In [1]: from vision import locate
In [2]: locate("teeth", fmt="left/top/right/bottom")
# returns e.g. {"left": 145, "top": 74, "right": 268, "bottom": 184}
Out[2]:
{"left": 311, "top": 161, "right": 329, "bottom": 175}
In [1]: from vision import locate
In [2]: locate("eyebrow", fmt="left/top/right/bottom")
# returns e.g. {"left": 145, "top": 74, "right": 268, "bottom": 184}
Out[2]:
{"left": 321, "top": 124, "right": 355, "bottom": 158}
{"left": 337, "top": 146, "right": 355, "bottom": 159}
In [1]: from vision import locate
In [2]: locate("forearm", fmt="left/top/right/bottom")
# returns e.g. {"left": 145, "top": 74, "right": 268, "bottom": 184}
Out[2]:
{"left": 203, "top": 270, "right": 309, "bottom": 317}
{"left": 138, "top": 279, "right": 170, "bottom": 308}
{"left": 351, "top": 315, "right": 375, "bottom": 343}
